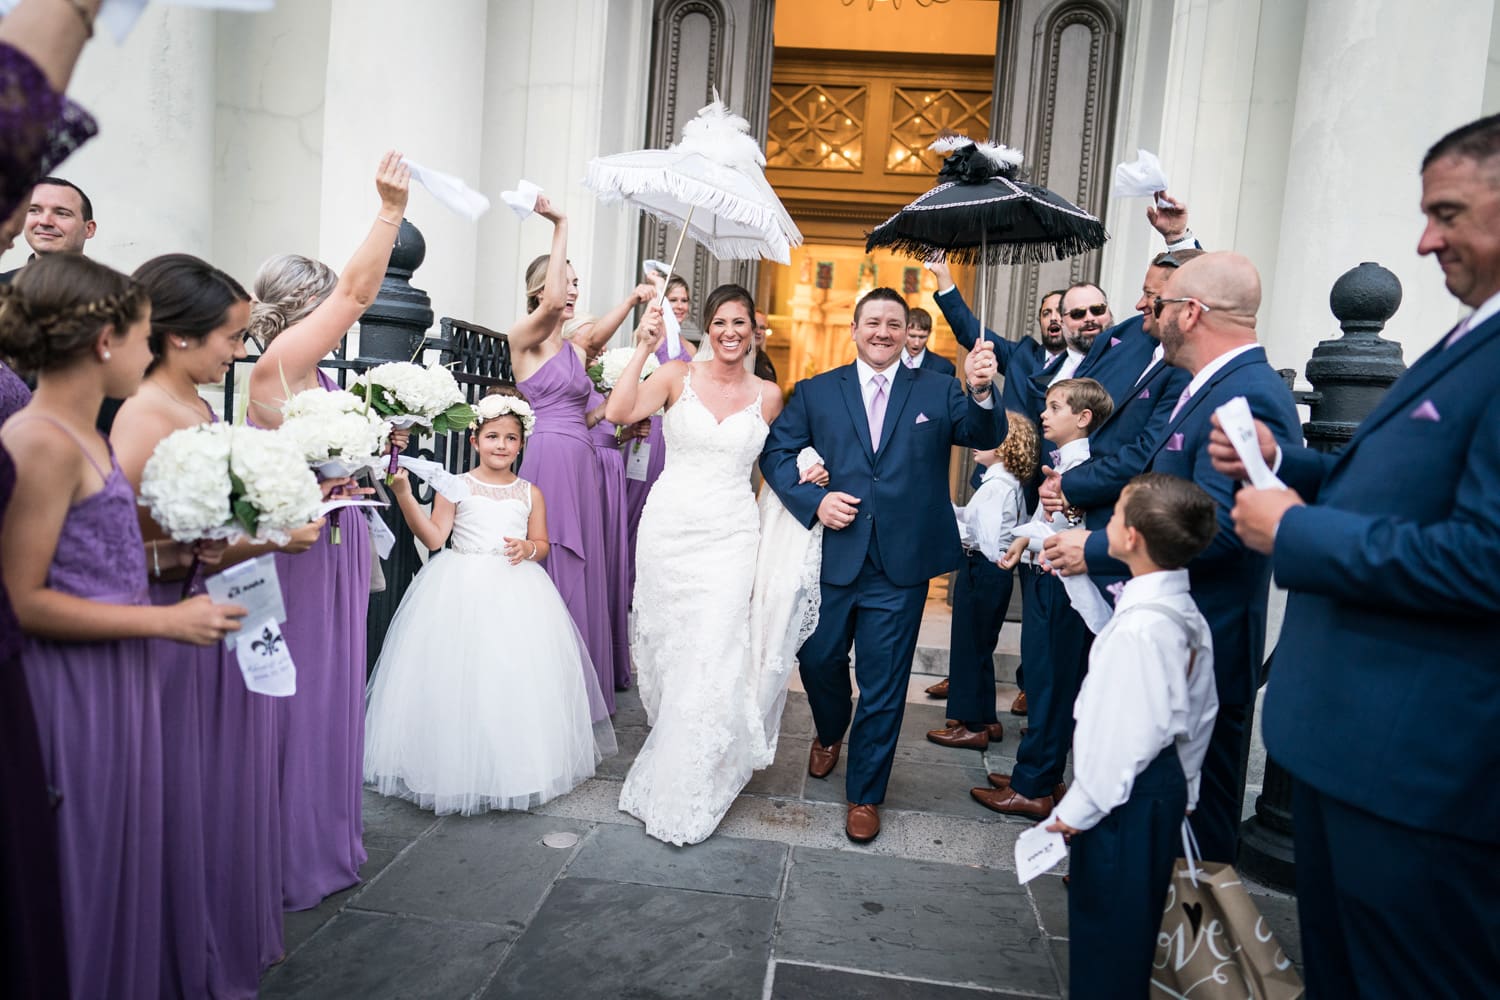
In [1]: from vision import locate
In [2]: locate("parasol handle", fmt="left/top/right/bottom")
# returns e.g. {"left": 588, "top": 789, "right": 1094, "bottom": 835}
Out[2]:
{"left": 655, "top": 205, "right": 696, "bottom": 311}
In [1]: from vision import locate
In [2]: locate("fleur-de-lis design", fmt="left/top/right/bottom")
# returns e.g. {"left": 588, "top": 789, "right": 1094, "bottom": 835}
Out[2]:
{"left": 251, "top": 626, "right": 284, "bottom": 656}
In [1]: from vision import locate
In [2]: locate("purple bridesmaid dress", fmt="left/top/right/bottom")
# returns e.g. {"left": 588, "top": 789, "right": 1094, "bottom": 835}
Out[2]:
{"left": 517, "top": 347, "right": 616, "bottom": 715}
{"left": 587, "top": 387, "right": 633, "bottom": 690}
{"left": 147, "top": 407, "right": 283, "bottom": 995}
{"left": 255, "top": 369, "right": 370, "bottom": 910}
{"left": 0, "top": 362, "right": 30, "bottom": 424}
{"left": 0, "top": 443, "right": 68, "bottom": 1000}
{"left": 624, "top": 338, "right": 688, "bottom": 592}
{"left": 19, "top": 428, "right": 165, "bottom": 998}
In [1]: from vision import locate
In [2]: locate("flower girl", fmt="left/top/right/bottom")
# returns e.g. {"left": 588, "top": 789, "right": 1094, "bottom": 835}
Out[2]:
{"left": 364, "top": 390, "right": 615, "bottom": 815}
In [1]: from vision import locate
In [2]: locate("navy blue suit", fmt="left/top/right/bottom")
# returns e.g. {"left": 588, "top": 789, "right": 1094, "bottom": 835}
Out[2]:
{"left": 932, "top": 286, "right": 1050, "bottom": 419}
{"left": 912, "top": 350, "right": 956, "bottom": 377}
{"left": 1084, "top": 346, "right": 1300, "bottom": 862}
{"left": 1264, "top": 313, "right": 1500, "bottom": 996}
{"left": 762, "top": 363, "right": 1003, "bottom": 804}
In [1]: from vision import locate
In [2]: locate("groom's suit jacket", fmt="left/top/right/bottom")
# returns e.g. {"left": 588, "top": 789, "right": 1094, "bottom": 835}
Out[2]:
{"left": 761, "top": 362, "right": 1004, "bottom": 589}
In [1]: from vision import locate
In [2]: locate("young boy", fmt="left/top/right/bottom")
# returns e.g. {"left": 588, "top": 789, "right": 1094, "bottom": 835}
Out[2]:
{"left": 927, "top": 411, "right": 1038, "bottom": 752}
{"left": 1045, "top": 472, "right": 1220, "bottom": 998}
{"left": 974, "top": 378, "right": 1112, "bottom": 818}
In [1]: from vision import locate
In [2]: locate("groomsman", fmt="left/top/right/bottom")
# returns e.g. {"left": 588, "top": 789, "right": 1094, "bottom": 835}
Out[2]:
{"left": 900, "top": 307, "right": 956, "bottom": 376}
{"left": 1214, "top": 113, "right": 1500, "bottom": 996}
{"left": 1045, "top": 252, "right": 1301, "bottom": 863}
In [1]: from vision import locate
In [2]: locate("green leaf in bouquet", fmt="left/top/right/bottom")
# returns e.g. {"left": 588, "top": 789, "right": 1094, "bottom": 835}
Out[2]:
{"left": 433, "top": 401, "right": 476, "bottom": 435}
{"left": 227, "top": 468, "right": 261, "bottom": 536}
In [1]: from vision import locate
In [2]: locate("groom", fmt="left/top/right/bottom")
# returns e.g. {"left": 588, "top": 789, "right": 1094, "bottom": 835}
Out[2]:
{"left": 761, "top": 287, "right": 1003, "bottom": 842}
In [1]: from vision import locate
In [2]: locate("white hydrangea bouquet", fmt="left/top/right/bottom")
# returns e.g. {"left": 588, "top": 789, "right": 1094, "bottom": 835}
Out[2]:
{"left": 350, "top": 361, "right": 476, "bottom": 479}
{"left": 279, "top": 386, "right": 390, "bottom": 478}
{"left": 140, "top": 423, "right": 323, "bottom": 544}
{"left": 587, "top": 346, "right": 659, "bottom": 393}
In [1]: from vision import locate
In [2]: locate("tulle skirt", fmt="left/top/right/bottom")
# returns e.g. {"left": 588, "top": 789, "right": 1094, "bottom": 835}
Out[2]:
{"left": 364, "top": 550, "right": 616, "bottom": 816}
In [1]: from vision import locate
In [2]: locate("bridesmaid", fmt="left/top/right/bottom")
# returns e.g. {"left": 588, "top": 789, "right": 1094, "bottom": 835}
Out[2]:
{"left": 112, "top": 254, "right": 324, "bottom": 994}
{"left": 245, "top": 151, "right": 409, "bottom": 910}
{"left": 624, "top": 275, "right": 694, "bottom": 591}
{"left": 570, "top": 318, "right": 635, "bottom": 691}
{"left": 511, "top": 198, "right": 653, "bottom": 714}
{"left": 0, "top": 254, "right": 245, "bottom": 998}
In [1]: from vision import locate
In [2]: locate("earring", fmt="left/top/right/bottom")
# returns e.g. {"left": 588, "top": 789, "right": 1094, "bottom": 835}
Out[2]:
{"left": 175, "top": 339, "right": 188, "bottom": 348}
{"left": 102, "top": 351, "right": 111, "bottom": 360}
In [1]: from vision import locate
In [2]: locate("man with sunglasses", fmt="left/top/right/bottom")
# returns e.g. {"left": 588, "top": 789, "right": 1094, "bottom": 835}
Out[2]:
{"left": 1044, "top": 252, "right": 1301, "bottom": 865}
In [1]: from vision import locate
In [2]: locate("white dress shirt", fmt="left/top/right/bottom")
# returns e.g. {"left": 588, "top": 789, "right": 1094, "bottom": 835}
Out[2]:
{"left": 1053, "top": 569, "right": 1219, "bottom": 832}
{"left": 1048, "top": 348, "right": 1086, "bottom": 386}
{"left": 1178, "top": 342, "right": 1259, "bottom": 405}
{"left": 953, "top": 464, "right": 1025, "bottom": 562}
{"left": 1135, "top": 343, "right": 1165, "bottom": 386}
{"left": 903, "top": 349, "right": 926, "bottom": 369}
{"left": 1020, "top": 436, "right": 1090, "bottom": 554}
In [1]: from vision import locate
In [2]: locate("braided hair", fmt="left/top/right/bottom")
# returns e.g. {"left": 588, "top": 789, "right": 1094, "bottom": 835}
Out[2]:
{"left": 0, "top": 255, "right": 148, "bottom": 375}
{"left": 247, "top": 253, "right": 336, "bottom": 347}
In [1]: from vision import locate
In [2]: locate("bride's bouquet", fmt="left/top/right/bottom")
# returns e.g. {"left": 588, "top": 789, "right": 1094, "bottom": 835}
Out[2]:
{"left": 587, "top": 346, "right": 659, "bottom": 394}
{"left": 140, "top": 422, "right": 323, "bottom": 544}
{"left": 279, "top": 386, "right": 390, "bottom": 478}
{"left": 351, "top": 361, "right": 476, "bottom": 477}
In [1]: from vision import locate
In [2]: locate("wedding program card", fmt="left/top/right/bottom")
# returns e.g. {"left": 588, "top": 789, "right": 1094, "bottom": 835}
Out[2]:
{"left": 1015, "top": 822, "right": 1068, "bottom": 884}
{"left": 205, "top": 555, "right": 297, "bottom": 697}
{"left": 626, "top": 442, "right": 652, "bottom": 482}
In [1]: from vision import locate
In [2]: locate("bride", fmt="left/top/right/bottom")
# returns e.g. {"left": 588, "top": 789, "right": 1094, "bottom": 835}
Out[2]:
{"left": 605, "top": 284, "right": 824, "bottom": 846}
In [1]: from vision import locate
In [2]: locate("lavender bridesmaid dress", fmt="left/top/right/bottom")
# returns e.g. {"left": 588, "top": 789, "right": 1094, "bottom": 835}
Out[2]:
{"left": 147, "top": 414, "right": 284, "bottom": 996}
{"left": 587, "top": 387, "right": 633, "bottom": 690}
{"left": 19, "top": 428, "right": 165, "bottom": 998}
{"left": 624, "top": 338, "right": 689, "bottom": 591}
{"left": 517, "top": 347, "right": 616, "bottom": 715}
{"left": 256, "top": 369, "right": 370, "bottom": 910}
{"left": 0, "top": 443, "right": 68, "bottom": 1000}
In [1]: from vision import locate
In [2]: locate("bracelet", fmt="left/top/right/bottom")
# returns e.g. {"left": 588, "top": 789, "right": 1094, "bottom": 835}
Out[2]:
{"left": 151, "top": 540, "right": 161, "bottom": 578}
{"left": 527, "top": 541, "right": 538, "bottom": 561}
{"left": 377, "top": 215, "right": 400, "bottom": 227}
{"left": 61, "top": 0, "right": 94, "bottom": 38}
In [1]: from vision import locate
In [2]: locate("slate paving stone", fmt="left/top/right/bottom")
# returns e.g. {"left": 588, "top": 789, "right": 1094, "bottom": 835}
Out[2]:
{"left": 595, "top": 725, "right": 647, "bottom": 780}
{"left": 261, "top": 910, "right": 511, "bottom": 1000}
{"left": 353, "top": 812, "right": 588, "bottom": 927}
{"left": 802, "top": 752, "right": 997, "bottom": 820}
{"left": 360, "top": 789, "right": 443, "bottom": 853}
{"left": 280, "top": 847, "right": 398, "bottom": 956}
{"left": 776, "top": 847, "right": 1059, "bottom": 995}
{"left": 565, "top": 824, "right": 787, "bottom": 898}
{"left": 1248, "top": 889, "right": 1303, "bottom": 969}
{"left": 743, "top": 735, "right": 809, "bottom": 797}
{"left": 1049, "top": 938, "right": 1069, "bottom": 993}
{"left": 770, "top": 962, "right": 1027, "bottom": 999}
{"left": 484, "top": 877, "right": 777, "bottom": 1000}
{"left": 611, "top": 687, "right": 649, "bottom": 730}
{"left": 1029, "top": 873, "right": 1068, "bottom": 939}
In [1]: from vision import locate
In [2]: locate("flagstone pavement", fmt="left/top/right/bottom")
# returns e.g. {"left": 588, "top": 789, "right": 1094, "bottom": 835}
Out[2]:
{"left": 261, "top": 611, "right": 1300, "bottom": 999}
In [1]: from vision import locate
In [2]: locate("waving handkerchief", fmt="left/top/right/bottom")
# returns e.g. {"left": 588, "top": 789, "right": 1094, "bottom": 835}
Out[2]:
{"left": 1013, "top": 521, "right": 1115, "bottom": 634}
{"left": 1113, "top": 149, "right": 1171, "bottom": 206}
{"left": 401, "top": 159, "right": 490, "bottom": 221}
{"left": 643, "top": 260, "right": 684, "bottom": 358}
{"left": 501, "top": 179, "right": 543, "bottom": 220}
{"left": 396, "top": 455, "right": 473, "bottom": 503}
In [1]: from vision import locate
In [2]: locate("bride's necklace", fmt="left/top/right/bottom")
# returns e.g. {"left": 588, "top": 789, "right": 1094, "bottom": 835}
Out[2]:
{"left": 700, "top": 368, "right": 742, "bottom": 398}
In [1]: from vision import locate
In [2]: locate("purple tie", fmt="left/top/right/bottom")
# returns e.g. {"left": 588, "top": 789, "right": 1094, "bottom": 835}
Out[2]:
{"left": 1444, "top": 315, "right": 1473, "bottom": 349}
{"left": 1169, "top": 385, "right": 1193, "bottom": 421}
{"left": 868, "top": 372, "right": 889, "bottom": 449}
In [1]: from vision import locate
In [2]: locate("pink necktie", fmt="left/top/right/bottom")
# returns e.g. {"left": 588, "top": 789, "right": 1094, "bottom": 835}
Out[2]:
{"left": 1444, "top": 316, "right": 1473, "bottom": 349}
{"left": 1169, "top": 385, "right": 1193, "bottom": 421}
{"left": 868, "top": 373, "right": 889, "bottom": 449}
{"left": 904, "top": 355, "right": 915, "bottom": 368}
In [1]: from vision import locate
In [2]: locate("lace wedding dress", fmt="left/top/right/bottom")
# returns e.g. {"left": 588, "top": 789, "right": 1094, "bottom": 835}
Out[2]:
{"left": 619, "top": 370, "right": 821, "bottom": 845}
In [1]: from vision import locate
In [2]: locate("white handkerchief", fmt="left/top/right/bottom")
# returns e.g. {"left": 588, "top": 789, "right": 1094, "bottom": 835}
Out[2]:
{"left": 1015, "top": 822, "right": 1068, "bottom": 884}
{"left": 396, "top": 455, "right": 473, "bottom": 503}
{"left": 1213, "top": 396, "right": 1287, "bottom": 491}
{"left": 316, "top": 497, "right": 387, "bottom": 518}
{"left": 401, "top": 159, "right": 490, "bottom": 221}
{"left": 642, "top": 260, "right": 684, "bottom": 357}
{"left": 500, "top": 179, "right": 543, "bottom": 220}
{"left": 1011, "top": 521, "right": 1114, "bottom": 634}
{"left": 1113, "top": 149, "right": 1171, "bottom": 203}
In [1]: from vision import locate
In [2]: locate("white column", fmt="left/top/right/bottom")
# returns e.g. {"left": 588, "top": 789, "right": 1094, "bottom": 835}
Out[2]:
{"left": 0, "top": 8, "right": 216, "bottom": 273}
{"left": 320, "top": 0, "right": 489, "bottom": 332}
{"left": 473, "top": 0, "right": 653, "bottom": 341}
{"left": 1264, "top": 0, "right": 1494, "bottom": 372}
{"left": 212, "top": 1, "right": 332, "bottom": 287}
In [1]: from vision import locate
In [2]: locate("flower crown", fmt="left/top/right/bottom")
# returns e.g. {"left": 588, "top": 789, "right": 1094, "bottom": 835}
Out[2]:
{"left": 471, "top": 394, "right": 536, "bottom": 434}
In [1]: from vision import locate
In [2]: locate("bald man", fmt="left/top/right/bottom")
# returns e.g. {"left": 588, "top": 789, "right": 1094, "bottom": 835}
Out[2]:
{"left": 1044, "top": 252, "right": 1301, "bottom": 863}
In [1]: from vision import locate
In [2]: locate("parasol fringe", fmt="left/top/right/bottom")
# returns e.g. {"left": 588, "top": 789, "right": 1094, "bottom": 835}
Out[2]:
{"left": 866, "top": 219, "right": 1109, "bottom": 267}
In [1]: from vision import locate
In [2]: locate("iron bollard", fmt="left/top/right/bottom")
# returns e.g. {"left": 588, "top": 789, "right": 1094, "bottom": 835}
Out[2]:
{"left": 1238, "top": 262, "right": 1407, "bottom": 890}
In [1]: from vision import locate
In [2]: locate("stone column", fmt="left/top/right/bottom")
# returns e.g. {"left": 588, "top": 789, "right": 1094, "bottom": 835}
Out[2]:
{"left": 1263, "top": 0, "right": 1492, "bottom": 373}
{"left": 320, "top": 0, "right": 489, "bottom": 338}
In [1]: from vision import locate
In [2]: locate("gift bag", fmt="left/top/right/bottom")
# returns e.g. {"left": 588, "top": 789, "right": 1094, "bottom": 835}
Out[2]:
{"left": 1151, "top": 823, "right": 1304, "bottom": 999}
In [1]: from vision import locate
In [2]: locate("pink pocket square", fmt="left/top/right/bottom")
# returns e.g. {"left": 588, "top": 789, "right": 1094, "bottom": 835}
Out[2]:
{"left": 1410, "top": 400, "right": 1441, "bottom": 422}
{"left": 914, "top": 412, "right": 930, "bottom": 424}
{"left": 1137, "top": 387, "right": 1151, "bottom": 400}
{"left": 1166, "top": 432, "right": 1185, "bottom": 452}
{"left": 1106, "top": 580, "right": 1126, "bottom": 604}
{"left": 1110, "top": 337, "right": 1121, "bottom": 347}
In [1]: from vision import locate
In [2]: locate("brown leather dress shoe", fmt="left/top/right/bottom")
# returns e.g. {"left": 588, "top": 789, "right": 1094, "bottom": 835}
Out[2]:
{"left": 925, "top": 678, "right": 949, "bottom": 699}
{"left": 943, "top": 720, "right": 1006, "bottom": 741}
{"left": 970, "top": 785, "right": 1055, "bottom": 818}
{"left": 984, "top": 774, "right": 1067, "bottom": 802}
{"left": 1010, "top": 691, "right": 1028, "bottom": 716}
{"left": 808, "top": 740, "right": 841, "bottom": 778}
{"left": 926, "top": 722, "right": 990, "bottom": 750}
{"left": 846, "top": 804, "right": 880, "bottom": 842}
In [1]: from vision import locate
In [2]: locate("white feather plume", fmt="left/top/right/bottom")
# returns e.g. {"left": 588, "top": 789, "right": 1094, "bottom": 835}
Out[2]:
{"left": 674, "top": 88, "right": 766, "bottom": 168}
{"left": 976, "top": 142, "right": 1025, "bottom": 170}
{"left": 927, "top": 133, "right": 974, "bottom": 154}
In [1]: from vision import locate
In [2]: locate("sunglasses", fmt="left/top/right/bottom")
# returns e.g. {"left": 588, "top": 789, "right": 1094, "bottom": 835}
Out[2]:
{"left": 1152, "top": 295, "right": 1213, "bottom": 318}
{"left": 1066, "top": 304, "right": 1109, "bottom": 321}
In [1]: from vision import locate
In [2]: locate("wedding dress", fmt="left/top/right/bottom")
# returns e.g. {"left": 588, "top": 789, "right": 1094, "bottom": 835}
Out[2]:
{"left": 620, "top": 369, "right": 821, "bottom": 845}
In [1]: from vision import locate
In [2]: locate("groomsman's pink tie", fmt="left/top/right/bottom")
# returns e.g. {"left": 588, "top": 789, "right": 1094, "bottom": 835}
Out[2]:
{"left": 1169, "top": 385, "right": 1194, "bottom": 421}
{"left": 868, "top": 373, "right": 889, "bottom": 449}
